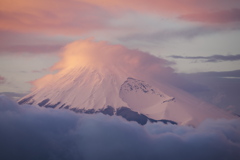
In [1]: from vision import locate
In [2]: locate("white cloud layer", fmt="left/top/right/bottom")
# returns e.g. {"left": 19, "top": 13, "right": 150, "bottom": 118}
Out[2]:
{"left": 0, "top": 95, "right": 240, "bottom": 160}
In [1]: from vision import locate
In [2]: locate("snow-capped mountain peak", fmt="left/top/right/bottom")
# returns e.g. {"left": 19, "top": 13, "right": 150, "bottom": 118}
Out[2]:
{"left": 17, "top": 39, "right": 237, "bottom": 126}
{"left": 18, "top": 65, "right": 236, "bottom": 126}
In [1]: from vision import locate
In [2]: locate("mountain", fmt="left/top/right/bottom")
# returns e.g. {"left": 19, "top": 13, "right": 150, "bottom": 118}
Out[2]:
{"left": 18, "top": 63, "right": 236, "bottom": 126}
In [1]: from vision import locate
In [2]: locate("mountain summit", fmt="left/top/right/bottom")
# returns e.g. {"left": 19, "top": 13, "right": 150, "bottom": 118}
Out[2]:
{"left": 18, "top": 40, "right": 236, "bottom": 126}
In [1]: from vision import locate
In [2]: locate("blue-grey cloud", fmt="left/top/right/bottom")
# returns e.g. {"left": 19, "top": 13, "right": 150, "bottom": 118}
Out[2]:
{"left": 185, "top": 70, "right": 240, "bottom": 78}
{"left": 0, "top": 95, "right": 240, "bottom": 160}
{"left": 180, "top": 70, "right": 240, "bottom": 115}
{"left": 169, "top": 54, "right": 240, "bottom": 62}
{"left": 0, "top": 92, "right": 26, "bottom": 100}
{"left": 118, "top": 26, "right": 225, "bottom": 43}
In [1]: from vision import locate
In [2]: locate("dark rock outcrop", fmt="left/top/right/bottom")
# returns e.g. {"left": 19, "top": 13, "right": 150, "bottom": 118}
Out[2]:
{"left": 18, "top": 96, "right": 34, "bottom": 105}
{"left": 38, "top": 99, "right": 50, "bottom": 107}
{"left": 116, "top": 107, "right": 149, "bottom": 125}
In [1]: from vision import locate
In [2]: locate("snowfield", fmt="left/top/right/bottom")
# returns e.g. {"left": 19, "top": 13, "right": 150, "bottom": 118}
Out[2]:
{"left": 18, "top": 64, "right": 236, "bottom": 126}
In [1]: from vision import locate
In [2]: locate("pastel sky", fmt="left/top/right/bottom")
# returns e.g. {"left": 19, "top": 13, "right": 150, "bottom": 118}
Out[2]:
{"left": 0, "top": 0, "right": 240, "bottom": 113}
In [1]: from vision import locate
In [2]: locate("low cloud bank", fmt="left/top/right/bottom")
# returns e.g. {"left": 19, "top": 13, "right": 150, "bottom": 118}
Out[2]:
{"left": 0, "top": 95, "right": 240, "bottom": 160}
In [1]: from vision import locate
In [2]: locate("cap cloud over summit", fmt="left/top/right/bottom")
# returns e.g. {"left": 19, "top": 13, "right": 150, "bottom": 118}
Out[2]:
{"left": 18, "top": 39, "right": 237, "bottom": 126}
{"left": 1, "top": 0, "right": 240, "bottom": 159}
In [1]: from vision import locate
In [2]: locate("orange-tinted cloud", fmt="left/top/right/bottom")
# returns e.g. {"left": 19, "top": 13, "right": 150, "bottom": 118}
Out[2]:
{"left": 0, "top": 0, "right": 112, "bottom": 34}
{"left": 32, "top": 39, "right": 173, "bottom": 90}
{"left": 51, "top": 39, "right": 170, "bottom": 70}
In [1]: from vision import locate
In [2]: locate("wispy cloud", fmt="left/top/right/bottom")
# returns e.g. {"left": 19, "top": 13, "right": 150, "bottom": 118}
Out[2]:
{"left": 83, "top": 0, "right": 239, "bottom": 16}
{"left": 0, "top": 31, "right": 72, "bottom": 55}
{"left": 119, "top": 26, "right": 222, "bottom": 43}
{"left": 0, "top": 76, "right": 6, "bottom": 84}
{"left": 180, "top": 8, "right": 240, "bottom": 24}
{"left": 0, "top": 44, "right": 63, "bottom": 54}
{"left": 183, "top": 70, "right": 240, "bottom": 79}
{"left": 31, "top": 68, "right": 48, "bottom": 73}
{"left": 169, "top": 54, "right": 240, "bottom": 62}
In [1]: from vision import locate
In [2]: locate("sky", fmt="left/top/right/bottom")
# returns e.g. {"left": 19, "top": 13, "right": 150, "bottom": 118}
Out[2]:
{"left": 1, "top": 1, "right": 240, "bottom": 159}
{"left": 0, "top": 1, "right": 240, "bottom": 111}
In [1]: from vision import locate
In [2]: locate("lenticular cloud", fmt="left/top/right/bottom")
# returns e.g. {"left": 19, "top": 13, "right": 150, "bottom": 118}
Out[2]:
{"left": 0, "top": 95, "right": 240, "bottom": 160}
{"left": 32, "top": 39, "right": 173, "bottom": 90}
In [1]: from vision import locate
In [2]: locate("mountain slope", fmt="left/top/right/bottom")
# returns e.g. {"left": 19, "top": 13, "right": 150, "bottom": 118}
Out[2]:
{"left": 18, "top": 64, "right": 236, "bottom": 126}
{"left": 18, "top": 40, "right": 238, "bottom": 126}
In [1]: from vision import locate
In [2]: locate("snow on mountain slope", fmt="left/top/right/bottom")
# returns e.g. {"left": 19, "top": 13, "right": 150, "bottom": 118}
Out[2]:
{"left": 119, "top": 77, "right": 235, "bottom": 126}
{"left": 120, "top": 77, "right": 175, "bottom": 110}
{"left": 18, "top": 40, "right": 237, "bottom": 126}
{"left": 18, "top": 66, "right": 235, "bottom": 126}
{"left": 20, "top": 66, "right": 128, "bottom": 110}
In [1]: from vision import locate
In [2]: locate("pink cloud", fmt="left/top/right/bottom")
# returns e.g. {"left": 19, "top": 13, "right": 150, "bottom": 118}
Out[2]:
{"left": 0, "top": 44, "right": 63, "bottom": 54}
{"left": 0, "top": 31, "right": 69, "bottom": 55}
{"left": 84, "top": 0, "right": 240, "bottom": 26}
{"left": 1, "top": 0, "right": 239, "bottom": 35}
{"left": 83, "top": 0, "right": 239, "bottom": 15}
{"left": 180, "top": 8, "right": 240, "bottom": 24}
{"left": 0, "top": 0, "right": 112, "bottom": 35}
